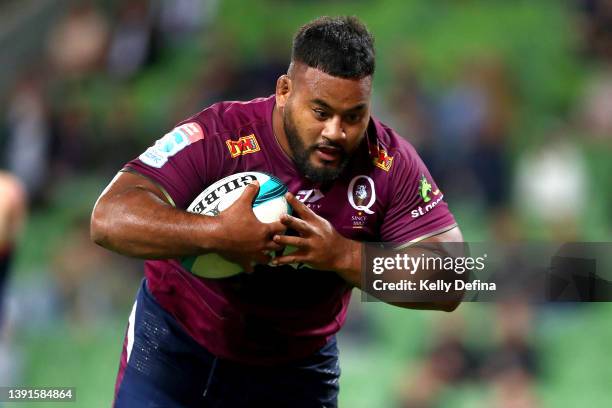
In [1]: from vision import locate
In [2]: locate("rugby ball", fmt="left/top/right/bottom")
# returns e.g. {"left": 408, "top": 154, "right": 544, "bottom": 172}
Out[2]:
{"left": 180, "top": 172, "right": 291, "bottom": 278}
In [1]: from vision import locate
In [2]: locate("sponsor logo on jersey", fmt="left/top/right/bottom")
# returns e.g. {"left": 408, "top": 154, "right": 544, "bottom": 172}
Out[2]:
{"left": 226, "top": 134, "right": 260, "bottom": 158}
{"left": 418, "top": 174, "right": 440, "bottom": 203}
{"left": 139, "top": 122, "right": 204, "bottom": 168}
{"left": 373, "top": 148, "right": 393, "bottom": 171}
{"left": 296, "top": 188, "right": 325, "bottom": 210}
{"left": 178, "top": 123, "right": 205, "bottom": 143}
{"left": 412, "top": 174, "right": 442, "bottom": 218}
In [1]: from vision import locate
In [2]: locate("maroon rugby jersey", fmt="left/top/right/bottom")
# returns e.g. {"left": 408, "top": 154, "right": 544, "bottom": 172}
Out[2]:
{"left": 125, "top": 95, "right": 456, "bottom": 364}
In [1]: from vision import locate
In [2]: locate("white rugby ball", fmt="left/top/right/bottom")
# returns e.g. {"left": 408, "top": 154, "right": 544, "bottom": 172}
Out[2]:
{"left": 180, "top": 172, "right": 291, "bottom": 278}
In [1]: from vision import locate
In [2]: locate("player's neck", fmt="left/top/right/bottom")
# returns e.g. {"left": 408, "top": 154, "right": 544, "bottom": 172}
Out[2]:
{"left": 272, "top": 104, "right": 293, "bottom": 160}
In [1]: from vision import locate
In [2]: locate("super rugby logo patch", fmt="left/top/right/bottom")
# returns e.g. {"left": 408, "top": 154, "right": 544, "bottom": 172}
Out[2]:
{"left": 226, "top": 134, "right": 260, "bottom": 158}
{"left": 139, "top": 122, "right": 204, "bottom": 168}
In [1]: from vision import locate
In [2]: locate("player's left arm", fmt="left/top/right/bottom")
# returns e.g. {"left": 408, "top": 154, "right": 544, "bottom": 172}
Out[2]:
{"left": 272, "top": 193, "right": 465, "bottom": 312}
{"left": 387, "top": 226, "right": 465, "bottom": 311}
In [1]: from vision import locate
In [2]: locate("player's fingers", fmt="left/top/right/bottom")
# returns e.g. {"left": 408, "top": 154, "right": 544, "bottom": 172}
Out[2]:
{"left": 239, "top": 180, "right": 260, "bottom": 204}
{"left": 273, "top": 234, "right": 306, "bottom": 248}
{"left": 264, "top": 241, "right": 284, "bottom": 251}
{"left": 285, "top": 192, "right": 315, "bottom": 219}
{"left": 266, "top": 221, "right": 287, "bottom": 236}
{"left": 279, "top": 214, "right": 310, "bottom": 234}
{"left": 271, "top": 253, "right": 307, "bottom": 266}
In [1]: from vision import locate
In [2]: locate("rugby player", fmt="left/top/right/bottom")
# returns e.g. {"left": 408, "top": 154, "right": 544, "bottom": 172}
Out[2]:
{"left": 91, "top": 16, "right": 463, "bottom": 407}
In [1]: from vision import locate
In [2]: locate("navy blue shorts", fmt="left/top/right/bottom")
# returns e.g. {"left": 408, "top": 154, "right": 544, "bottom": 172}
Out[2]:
{"left": 114, "top": 279, "right": 340, "bottom": 407}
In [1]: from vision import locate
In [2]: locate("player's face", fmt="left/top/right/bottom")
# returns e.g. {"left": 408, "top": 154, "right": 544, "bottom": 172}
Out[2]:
{"left": 278, "top": 64, "right": 371, "bottom": 183}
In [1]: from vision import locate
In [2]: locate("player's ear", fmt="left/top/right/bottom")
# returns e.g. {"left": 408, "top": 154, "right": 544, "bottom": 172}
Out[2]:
{"left": 276, "top": 75, "right": 291, "bottom": 108}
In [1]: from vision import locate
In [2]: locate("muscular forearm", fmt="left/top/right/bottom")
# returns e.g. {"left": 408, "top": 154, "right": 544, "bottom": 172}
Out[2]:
{"left": 333, "top": 239, "right": 462, "bottom": 312}
{"left": 272, "top": 194, "right": 464, "bottom": 311}
{"left": 91, "top": 171, "right": 284, "bottom": 269}
{"left": 91, "top": 184, "right": 221, "bottom": 259}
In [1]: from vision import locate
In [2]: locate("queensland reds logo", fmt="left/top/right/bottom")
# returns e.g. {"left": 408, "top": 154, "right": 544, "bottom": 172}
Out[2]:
{"left": 347, "top": 175, "right": 376, "bottom": 214}
{"left": 355, "top": 185, "right": 368, "bottom": 203}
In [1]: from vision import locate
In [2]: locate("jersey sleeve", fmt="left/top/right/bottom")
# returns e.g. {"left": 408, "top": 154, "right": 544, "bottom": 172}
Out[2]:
{"left": 124, "top": 120, "right": 222, "bottom": 209}
{"left": 379, "top": 146, "right": 457, "bottom": 245}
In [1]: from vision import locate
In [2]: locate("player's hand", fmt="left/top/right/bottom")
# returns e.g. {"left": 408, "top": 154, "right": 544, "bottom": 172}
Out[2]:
{"left": 213, "top": 181, "right": 286, "bottom": 272}
{"left": 271, "top": 192, "right": 359, "bottom": 273}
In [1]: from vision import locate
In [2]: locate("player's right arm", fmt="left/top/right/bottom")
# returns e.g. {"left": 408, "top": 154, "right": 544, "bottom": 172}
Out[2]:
{"left": 90, "top": 170, "right": 284, "bottom": 271}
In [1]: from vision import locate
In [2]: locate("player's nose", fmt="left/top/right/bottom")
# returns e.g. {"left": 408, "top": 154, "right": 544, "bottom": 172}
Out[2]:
{"left": 321, "top": 116, "right": 345, "bottom": 143}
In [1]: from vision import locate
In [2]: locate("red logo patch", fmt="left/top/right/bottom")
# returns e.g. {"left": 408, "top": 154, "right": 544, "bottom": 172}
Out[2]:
{"left": 373, "top": 148, "right": 393, "bottom": 171}
{"left": 226, "top": 134, "right": 260, "bottom": 158}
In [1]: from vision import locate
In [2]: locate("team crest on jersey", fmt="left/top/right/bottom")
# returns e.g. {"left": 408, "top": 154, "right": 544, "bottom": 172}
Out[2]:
{"left": 373, "top": 148, "right": 393, "bottom": 171}
{"left": 347, "top": 175, "right": 376, "bottom": 229}
{"left": 226, "top": 134, "right": 260, "bottom": 158}
{"left": 139, "top": 122, "right": 204, "bottom": 168}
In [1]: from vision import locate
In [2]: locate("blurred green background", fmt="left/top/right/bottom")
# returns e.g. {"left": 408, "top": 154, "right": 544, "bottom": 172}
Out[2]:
{"left": 1, "top": 0, "right": 611, "bottom": 407}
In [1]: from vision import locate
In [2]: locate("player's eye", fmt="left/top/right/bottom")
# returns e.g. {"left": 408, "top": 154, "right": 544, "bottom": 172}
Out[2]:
{"left": 313, "top": 109, "right": 329, "bottom": 120}
{"left": 344, "top": 113, "right": 362, "bottom": 124}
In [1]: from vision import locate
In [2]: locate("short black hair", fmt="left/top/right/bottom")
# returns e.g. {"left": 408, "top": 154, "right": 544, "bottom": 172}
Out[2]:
{"left": 291, "top": 16, "right": 375, "bottom": 79}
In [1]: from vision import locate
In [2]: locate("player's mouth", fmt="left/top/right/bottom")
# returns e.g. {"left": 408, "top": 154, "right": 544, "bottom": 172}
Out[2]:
{"left": 313, "top": 145, "right": 343, "bottom": 164}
